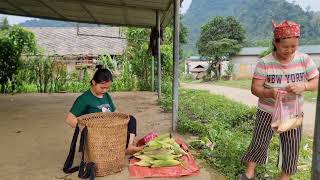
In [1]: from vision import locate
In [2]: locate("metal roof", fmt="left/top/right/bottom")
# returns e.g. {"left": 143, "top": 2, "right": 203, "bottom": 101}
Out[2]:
{"left": 28, "top": 27, "right": 126, "bottom": 56}
{"left": 299, "top": 45, "right": 320, "bottom": 54}
{"left": 238, "top": 45, "right": 320, "bottom": 56}
{"left": 186, "top": 56, "right": 208, "bottom": 61}
{"left": 237, "top": 47, "right": 268, "bottom": 56}
{"left": 187, "top": 45, "right": 320, "bottom": 60}
{"left": 0, "top": 0, "right": 182, "bottom": 27}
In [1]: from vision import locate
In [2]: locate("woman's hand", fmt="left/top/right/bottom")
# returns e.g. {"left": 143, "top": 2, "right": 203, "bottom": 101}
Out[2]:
{"left": 270, "top": 88, "right": 278, "bottom": 99}
{"left": 269, "top": 88, "right": 287, "bottom": 99}
{"left": 286, "top": 83, "right": 306, "bottom": 94}
{"left": 126, "top": 145, "right": 144, "bottom": 155}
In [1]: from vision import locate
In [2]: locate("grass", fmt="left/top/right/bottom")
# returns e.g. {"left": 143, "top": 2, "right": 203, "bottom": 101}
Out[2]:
{"left": 213, "top": 79, "right": 252, "bottom": 90}
{"left": 304, "top": 91, "right": 318, "bottom": 102}
{"left": 211, "top": 79, "right": 318, "bottom": 102}
{"left": 160, "top": 89, "right": 313, "bottom": 179}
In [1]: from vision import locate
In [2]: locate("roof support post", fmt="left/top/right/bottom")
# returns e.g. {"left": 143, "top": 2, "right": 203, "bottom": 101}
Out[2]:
{"left": 312, "top": 74, "right": 320, "bottom": 179}
{"left": 172, "top": 0, "right": 180, "bottom": 132}
{"left": 156, "top": 10, "right": 162, "bottom": 99}
{"left": 152, "top": 56, "right": 155, "bottom": 92}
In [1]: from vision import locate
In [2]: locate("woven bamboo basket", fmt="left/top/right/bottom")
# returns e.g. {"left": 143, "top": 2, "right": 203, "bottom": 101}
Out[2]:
{"left": 78, "top": 112, "right": 129, "bottom": 176}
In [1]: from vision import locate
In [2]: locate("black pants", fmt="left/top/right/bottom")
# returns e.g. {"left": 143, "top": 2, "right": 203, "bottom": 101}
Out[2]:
{"left": 126, "top": 115, "right": 137, "bottom": 148}
{"left": 242, "top": 109, "right": 302, "bottom": 175}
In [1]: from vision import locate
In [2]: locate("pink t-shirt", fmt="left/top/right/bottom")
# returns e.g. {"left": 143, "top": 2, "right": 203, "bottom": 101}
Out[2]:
{"left": 253, "top": 51, "right": 319, "bottom": 113}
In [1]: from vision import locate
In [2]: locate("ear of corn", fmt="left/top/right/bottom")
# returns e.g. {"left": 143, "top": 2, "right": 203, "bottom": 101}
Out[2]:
{"left": 134, "top": 133, "right": 189, "bottom": 168}
{"left": 135, "top": 155, "right": 154, "bottom": 161}
{"left": 147, "top": 154, "right": 180, "bottom": 161}
{"left": 147, "top": 140, "right": 162, "bottom": 147}
{"left": 150, "top": 159, "right": 181, "bottom": 168}
{"left": 134, "top": 160, "right": 152, "bottom": 167}
{"left": 171, "top": 142, "right": 188, "bottom": 155}
{"left": 142, "top": 149, "right": 175, "bottom": 156}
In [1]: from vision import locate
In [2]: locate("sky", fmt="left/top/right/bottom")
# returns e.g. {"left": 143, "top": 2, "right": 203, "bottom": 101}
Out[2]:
{"left": 287, "top": 0, "right": 320, "bottom": 11}
{"left": 0, "top": 0, "right": 319, "bottom": 25}
{"left": 181, "top": 0, "right": 320, "bottom": 13}
{"left": 181, "top": 0, "right": 192, "bottom": 14}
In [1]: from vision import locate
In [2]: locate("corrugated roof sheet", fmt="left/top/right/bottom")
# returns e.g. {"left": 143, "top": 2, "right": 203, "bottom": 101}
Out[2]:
{"left": 28, "top": 27, "right": 126, "bottom": 56}
{"left": 299, "top": 45, "right": 320, "bottom": 54}
{"left": 238, "top": 47, "right": 268, "bottom": 55}
{"left": 187, "top": 56, "right": 208, "bottom": 61}
{"left": 0, "top": 0, "right": 182, "bottom": 27}
{"left": 187, "top": 45, "right": 320, "bottom": 60}
{"left": 238, "top": 45, "right": 320, "bottom": 55}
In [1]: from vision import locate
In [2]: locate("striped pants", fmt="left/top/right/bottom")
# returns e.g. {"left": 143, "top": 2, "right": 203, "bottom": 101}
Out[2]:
{"left": 242, "top": 109, "right": 302, "bottom": 174}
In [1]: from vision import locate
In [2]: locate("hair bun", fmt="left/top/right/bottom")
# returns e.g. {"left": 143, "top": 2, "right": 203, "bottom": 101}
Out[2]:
{"left": 95, "top": 65, "right": 103, "bottom": 70}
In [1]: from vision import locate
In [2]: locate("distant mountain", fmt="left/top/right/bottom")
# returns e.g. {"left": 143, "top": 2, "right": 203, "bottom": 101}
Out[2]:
{"left": 183, "top": 0, "right": 320, "bottom": 53}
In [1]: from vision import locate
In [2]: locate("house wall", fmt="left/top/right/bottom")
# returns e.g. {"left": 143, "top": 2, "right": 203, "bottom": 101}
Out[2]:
{"left": 66, "top": 62, "right": 76, "bottom": 74}
{"left": 310, "top": 54, "right": 320, "bottom": 66}
{"left": 185, "top": 60, "right": 232, "bottom": 78}
{"left": 231, "top": 53, "right": 320, "bottom": 80}
{"left": 191, "top": 71, "right": 206, "bottom": 79}
{"left": 230, "top": 55, "right": 258, "bottom": 79}
{"left": 185, "top": 60, "right": 209, "bottom": 74}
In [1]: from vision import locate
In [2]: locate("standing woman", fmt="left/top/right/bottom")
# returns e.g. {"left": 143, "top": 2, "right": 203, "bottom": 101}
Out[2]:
{"left": 238, "top": 20, "right": 319, "bottom": 180}
{"left": 65, "top": 66, "right": 143, "bottom": 154}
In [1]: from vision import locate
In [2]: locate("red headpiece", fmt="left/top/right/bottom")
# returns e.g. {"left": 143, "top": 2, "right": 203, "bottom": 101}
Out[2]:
{"left": 272, "top": 20, "right": 300, "bottom": 39}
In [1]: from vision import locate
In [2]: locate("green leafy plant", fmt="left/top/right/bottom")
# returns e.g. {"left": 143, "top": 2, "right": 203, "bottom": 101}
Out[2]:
{"left": 0, "top": 23, "right": 37, "bottom": 93}
{"left": 224, "top": 62, "right": 235, "bottom": 79}
{"left": 197, "top": 16, "right": 245, "bottom": 80}
{"left": 161, "top": 89, "right": 312, "bottom": 179}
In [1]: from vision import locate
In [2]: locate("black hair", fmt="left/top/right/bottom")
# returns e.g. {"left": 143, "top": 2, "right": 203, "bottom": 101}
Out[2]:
{"left": 95, "top": 64, "right": 103, "bottom": 70}
{"left": 91, "top": 66, "right": 113, "bottom": 85}
{"left": 272, "top": 38, "right": 281, "bottom": 51}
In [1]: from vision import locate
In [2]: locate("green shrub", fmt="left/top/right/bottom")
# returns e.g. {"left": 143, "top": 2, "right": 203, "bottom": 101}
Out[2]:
{"left": 163, "top": 89, "right": 312, "bottom": 179}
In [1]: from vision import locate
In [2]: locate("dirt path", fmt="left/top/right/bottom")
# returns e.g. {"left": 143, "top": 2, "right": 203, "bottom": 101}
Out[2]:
{"left": 182, "top": 82, "right": 316, "bottom": 137}
{"left": 0, "top": 92, "right": 224, "bottom": 180}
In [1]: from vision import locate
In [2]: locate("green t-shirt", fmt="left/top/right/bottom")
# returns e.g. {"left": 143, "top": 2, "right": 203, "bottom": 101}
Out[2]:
{"left": 70, "top": 90, "right": 116, "bottom": 117}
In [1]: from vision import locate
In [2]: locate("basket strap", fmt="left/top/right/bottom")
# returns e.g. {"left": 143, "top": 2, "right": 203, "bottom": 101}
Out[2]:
{"left": 62, "top": 125, "right": 96, "bottom": 180}
{"left": 63, "top": 125, "right": 80, "bottom": 173}
{"left": 78, "top": 127, "right": 96, "bottom": 180}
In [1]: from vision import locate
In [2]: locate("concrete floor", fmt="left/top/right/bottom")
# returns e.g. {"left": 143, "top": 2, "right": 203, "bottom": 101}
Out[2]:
{"left": 0, "top": 92, "right": 225, "bottom": 180}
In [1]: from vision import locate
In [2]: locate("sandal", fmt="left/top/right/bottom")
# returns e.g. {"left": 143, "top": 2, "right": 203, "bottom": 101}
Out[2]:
{"left": 237, "top": 173, "right": 255, "bottom": 180}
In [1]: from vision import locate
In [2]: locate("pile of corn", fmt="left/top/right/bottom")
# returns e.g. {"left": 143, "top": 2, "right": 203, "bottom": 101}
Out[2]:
{"left": 133, "top": 133, "right": 188, "bottom": 168}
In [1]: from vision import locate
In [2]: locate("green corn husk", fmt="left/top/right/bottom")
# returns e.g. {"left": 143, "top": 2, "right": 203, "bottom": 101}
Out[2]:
{"left": 134, "top": 133, "right": 188, "bottom": 168}
{"left": 147, "top": 154, "right": 181, "bottom": 161}
{"left": 134, "top": 160, "right": 152, "bottom": 167}
{"left": 142, "top": 149, "right": 175, "bottom": 156}
{"left": 150, "top": 159, "right": 181, "bottom": 168}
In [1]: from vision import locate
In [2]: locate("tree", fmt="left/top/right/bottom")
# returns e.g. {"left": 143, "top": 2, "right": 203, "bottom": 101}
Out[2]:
{"left": 178, "top": 16, "right": 189, "bottom": 73}
{"left": 179, "top": 15, "right": 188, "bottom": 46}
{"left": 125, "top": 28, "right": 152, "bottom": 90}
{"left": 196, "top": 16, "right": 245, "bottom": 79}
{"left": 0, "top": 38, "right": 18, "bottom": 93}
{"left": 0, "top": 25, "right": 37, "bottom": 93}
{"left": 8, "top": 25, "right": 37, "bottom": 55}
{"left": 0, "top": 17, "right": 10, "bottom": 30}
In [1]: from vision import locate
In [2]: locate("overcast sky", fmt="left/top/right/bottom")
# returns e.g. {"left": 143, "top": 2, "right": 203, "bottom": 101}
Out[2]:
{"left": 180, "top": 0, "right": 320, "bottom": 13}
{"left": 1, "top": 0, "right": 319, "bottom": 25}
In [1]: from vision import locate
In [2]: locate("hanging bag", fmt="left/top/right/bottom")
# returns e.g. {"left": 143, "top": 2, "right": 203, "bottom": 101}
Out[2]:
{"left": 271, "top": 91, "right": 303, "bottom": 133}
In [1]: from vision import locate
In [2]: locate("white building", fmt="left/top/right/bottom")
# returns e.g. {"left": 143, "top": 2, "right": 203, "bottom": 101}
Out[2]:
{"left": 231, "top": 45, "right": 320, "bottom": 79}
